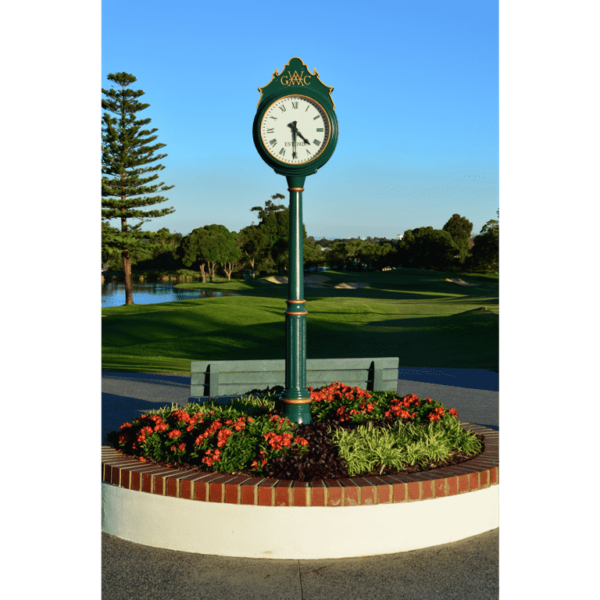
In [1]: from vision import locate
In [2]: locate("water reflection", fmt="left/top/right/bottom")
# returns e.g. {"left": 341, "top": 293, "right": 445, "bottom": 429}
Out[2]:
{"left": 101, "top": 281, "right": 241, "bottom": 308}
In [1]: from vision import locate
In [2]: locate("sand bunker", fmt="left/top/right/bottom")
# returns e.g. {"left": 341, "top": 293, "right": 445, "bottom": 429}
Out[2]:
{"left": 333, "top": 282, "right": 370, "bottom": 289}
{"left": 445, "top": 278, "right": 479, "bottom": 286}
{"left": 265, "top": 275, "right": 370, "bottom": 290}
{"left": 264, "top": 274, "right": 331, "bottom": 285}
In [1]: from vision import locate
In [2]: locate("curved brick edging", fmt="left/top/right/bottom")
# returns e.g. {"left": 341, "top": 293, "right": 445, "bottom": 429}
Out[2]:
{"left": 102, "top": 422, "right": 498, "bottom": 558}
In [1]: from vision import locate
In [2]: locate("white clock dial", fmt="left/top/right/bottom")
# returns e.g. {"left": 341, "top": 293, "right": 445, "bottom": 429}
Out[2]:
{"left": 260, "top": 95, "right": 330, "bottom": 165}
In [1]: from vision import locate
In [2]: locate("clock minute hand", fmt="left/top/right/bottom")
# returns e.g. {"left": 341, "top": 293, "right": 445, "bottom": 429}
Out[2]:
{"left": 287, "top": 122, "right": 298, "bottom": 158}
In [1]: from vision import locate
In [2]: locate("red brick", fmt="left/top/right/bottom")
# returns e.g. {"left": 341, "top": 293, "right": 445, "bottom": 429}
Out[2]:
{"left": 141, "top": 468, "right": 171, "bottom": 493}
{"left": 469, "top": 472, "right": 480, "bottom": 490}
{"left": 194, "top": 473, "right": 222, "bottom": 501}
{"left": 105, "top": 460, "right": 139, "bottom": 482}
{"left": 490, "top": 467, "right": 498, "bottom": 484}
{"left": 119, "top": 467, "right": 133, "bottom": 489}
{"left": 370, "top": 477, "right": 391, "bottom": 504}
{"left": 241, "top": 478, "right": 262, "bottom": 505}
{"left": 165, "top": 474, "right": 180, "bottom": 497}
{"left": 275, "top": 480, "right": 293, "bottom": 507}
{"left": 325, "top": 480, "right": 343, "bottom": 507}
{"left": 391, "top": 480, "right": 407, "bottom": 503}
{"left": 457, "top": 474, "right": 470, "bottom": 493}
{"left": 258, "top": 479, "right": 278, "bottom": 506}
{"left": 292, "top": 481, "right": 309, "bottom": 507}
{"left": 223, "top": 476, "right": 250, "bottom": 504}
{"left": 420, "top": 479, "right": 434, "bottom": 500}
{"left": 131, "top": 470, "right": 142, "bottom": 491}
{"left": 311, "top": 481, "right": 326, "bottom": 507}
{"left": 339, "top": 479, "right": 359, "bottom": 506}
{"left": 434, "top": 478, "right": 447, "bottom": 498}
{"left": 209, "top": 475, "right": 237, "bottom": 503}
{"left": 353, "top": 478, "right": 376, "bottom": 506}
{"left": 447, "top": 476, "right": 458, "bottom": 496}
{"left": 407, "top": 481, "right": 421, "bottom": 501}
{"left": 153, "top": 470, "right": 181, "bottom": 496}
{"left": 177, "top": 473, "right": 205, "bottom": 500}
{"left": 479, "top": 470, "right": 489, "bottom": 488}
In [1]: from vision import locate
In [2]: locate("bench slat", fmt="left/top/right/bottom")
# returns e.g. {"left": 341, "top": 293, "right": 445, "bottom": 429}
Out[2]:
{"left": 191, "top": 369, "right": 398, "bottom": 385}
{"left": 190, "top": 380, "right": 397, "bottom": 397}
{"left": 191, "top": 357, "right": 398, "bottom": 374}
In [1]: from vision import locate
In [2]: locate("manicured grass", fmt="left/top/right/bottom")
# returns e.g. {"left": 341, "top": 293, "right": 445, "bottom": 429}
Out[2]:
{"left": 102, "top": 268, "right": 498, "bottom": 374}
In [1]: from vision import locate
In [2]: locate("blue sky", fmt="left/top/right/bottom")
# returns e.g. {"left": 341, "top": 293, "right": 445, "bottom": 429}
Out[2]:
{"left": 102, "top": 0, "right": 498, "bottom": 239}
{"left": 0, "top": 0, "right": 600, "bottom": 237}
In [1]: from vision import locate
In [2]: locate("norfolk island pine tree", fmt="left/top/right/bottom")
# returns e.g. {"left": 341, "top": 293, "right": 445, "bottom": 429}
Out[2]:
{"left": 102, "top": 72, "right": 175, "bottom": 305}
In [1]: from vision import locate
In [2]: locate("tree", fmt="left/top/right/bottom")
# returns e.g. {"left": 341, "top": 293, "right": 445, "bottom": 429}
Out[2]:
{"left": 102, "top": 72, "right": 175, "bottom": 304}
{"left": 178, "top": 225, "right": 241, "bottom": 282}
{"left": 303, "top": 238, "right": 327, "bottom": 269}
{"left": 327, "top": 239, "right": 364, "bottom": 270}
{"left": 250, "top": 194, "right": 308, "bottom": 275}
{"left": 178, "top": 228, "right": 209, "bottom": 282}
{"left": 480, "top": 219, "right": 499, "bottom": 235}
{"left": 206, "top": 224, "right": 241, "bottom": 281}
{"left": 238, "top": 224, "right": 268, "bottom": 276}
{"left": 467, "top": 210, "right": 499, "bottom": 273}
{"left": 442, "top": 214, "right": 473, "bottom": 264}
{"left": 398, "top": 227, "right": 458, "bottom": 271}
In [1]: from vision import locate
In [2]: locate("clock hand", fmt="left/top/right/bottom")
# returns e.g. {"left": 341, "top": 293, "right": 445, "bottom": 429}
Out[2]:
{"left": 296, "top": 129, "right": 311, "bottom": 145}
{"left": 287, "top": 122, "right": 298, "bottom": 158}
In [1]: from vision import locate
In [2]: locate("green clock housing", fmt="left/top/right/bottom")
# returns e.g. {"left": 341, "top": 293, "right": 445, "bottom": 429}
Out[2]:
{"left": 253, "top": 57, "right": 338, "bottom": 178}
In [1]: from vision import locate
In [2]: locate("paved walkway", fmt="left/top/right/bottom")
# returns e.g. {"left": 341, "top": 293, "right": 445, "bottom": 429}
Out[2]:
{"left": 102, "top": 369, "right": 499, "bottom": 600}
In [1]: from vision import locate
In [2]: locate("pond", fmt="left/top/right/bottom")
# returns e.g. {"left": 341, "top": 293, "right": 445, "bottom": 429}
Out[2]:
{"left": 101, "top": 281, "right": 242, "bottom": 308}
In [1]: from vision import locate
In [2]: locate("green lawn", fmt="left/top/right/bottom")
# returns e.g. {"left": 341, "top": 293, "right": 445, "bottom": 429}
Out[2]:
{"left": 102, "top": 268, "right": 498, "bottom": 375}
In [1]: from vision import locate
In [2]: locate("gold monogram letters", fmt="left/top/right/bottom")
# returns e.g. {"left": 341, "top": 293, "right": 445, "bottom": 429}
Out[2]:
{"left": 280, "top": 70, "right": 311, "bottom": 86}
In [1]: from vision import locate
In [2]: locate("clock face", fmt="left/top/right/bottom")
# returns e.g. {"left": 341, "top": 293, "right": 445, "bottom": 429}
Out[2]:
{"left": 260, "top": 95, "right": 331, "bottom": 165}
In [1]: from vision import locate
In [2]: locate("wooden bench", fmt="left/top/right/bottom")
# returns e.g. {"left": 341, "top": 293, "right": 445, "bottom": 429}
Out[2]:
{"left": 189, "top": 357, "right": 399, "bottom": 402}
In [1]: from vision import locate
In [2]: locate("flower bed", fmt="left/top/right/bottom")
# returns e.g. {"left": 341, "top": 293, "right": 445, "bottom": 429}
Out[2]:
{"left": 103, "top": 383, "right": 498, "bottom": 558}
{"left": 107, "top": 383, "right": 485, "bottom": 482}
{"left": 102, "top": 420, "right": 498, "bottom": 508}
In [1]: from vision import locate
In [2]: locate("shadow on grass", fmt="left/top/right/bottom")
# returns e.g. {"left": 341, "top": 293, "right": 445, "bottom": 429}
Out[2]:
{"left": 103, "top": 312, "right": 497, "bottom": 372}
{"left": 102, "top": 268, "right": 499, "bottom": 372}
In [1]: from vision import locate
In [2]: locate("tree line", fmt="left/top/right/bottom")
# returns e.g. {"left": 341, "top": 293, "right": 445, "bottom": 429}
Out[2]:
{"left": 102, "top": 72, "right": 498, "bottom": 305}
{"left": 103, "top": 205, "right": 499, "bottom": 280}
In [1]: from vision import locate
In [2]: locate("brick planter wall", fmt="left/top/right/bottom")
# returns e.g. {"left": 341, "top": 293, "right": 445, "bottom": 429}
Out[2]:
{"left": 102, "top": 422, "right": 498, "bottom": 507}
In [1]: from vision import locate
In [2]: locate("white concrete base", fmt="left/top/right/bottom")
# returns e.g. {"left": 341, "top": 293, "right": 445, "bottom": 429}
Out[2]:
{"left": 102, "top": 483, "right": 498, "bottom": 559}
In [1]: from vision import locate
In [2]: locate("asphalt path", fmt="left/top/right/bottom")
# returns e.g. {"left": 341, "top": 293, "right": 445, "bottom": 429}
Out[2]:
{"left": 102, "top": 368, "right": 499, "bottom": 600}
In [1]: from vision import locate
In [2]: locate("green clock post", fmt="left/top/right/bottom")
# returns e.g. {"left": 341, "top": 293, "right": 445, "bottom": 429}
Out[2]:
{"left": 253, "top": 57, "right": 338, "bottom": 424}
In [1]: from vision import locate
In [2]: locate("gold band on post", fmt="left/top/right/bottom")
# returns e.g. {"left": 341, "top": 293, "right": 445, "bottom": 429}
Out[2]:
{"left": 288, "top": 187, "right": 304, "bottom": 192}
{"left": 286, "top": 299, "right": 306, "bottom": 304}
{"left": 280, "top": 397, "right": 312, "bottom": 405}
{"left": 285, "top": 311, "right": 307, "bottom": 316}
